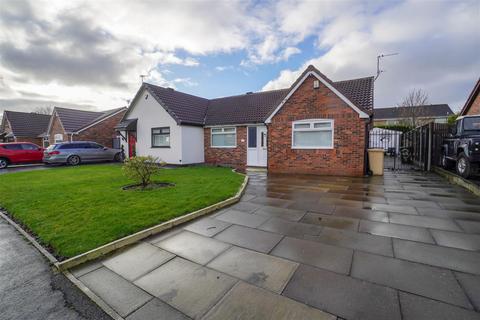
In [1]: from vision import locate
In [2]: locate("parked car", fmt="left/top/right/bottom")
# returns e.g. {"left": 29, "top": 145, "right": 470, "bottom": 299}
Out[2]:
{"left": 43, "top": 141, "right": 124, "bottom": 166}
{"left": 441, "top": 115, "right": 480, "bottom": 178}
{"left": 0, "top": 142, "right": 44, "bottom": 169}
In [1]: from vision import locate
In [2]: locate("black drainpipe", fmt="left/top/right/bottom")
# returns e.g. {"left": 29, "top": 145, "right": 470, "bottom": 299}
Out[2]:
{"left": 364, "top": 116, "right": 372, "bottom": 176}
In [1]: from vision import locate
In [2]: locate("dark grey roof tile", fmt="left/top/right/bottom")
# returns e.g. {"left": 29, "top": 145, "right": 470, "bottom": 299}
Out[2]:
{"left": 2, "top": 111, "right": 50, "bottom": 137}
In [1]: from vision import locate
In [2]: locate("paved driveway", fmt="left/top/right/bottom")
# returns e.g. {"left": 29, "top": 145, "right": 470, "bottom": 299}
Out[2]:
{"left": 71, "top": 171, "right": 480, "bottom": 320}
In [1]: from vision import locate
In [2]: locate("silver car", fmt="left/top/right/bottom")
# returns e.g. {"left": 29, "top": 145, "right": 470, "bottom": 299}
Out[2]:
{"left": 43, "top": 141, "right": 124, "bottom": 166}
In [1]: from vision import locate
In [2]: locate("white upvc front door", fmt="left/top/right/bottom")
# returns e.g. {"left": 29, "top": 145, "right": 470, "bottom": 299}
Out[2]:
{"left": 247, "top": 125, "right": 267, "bottom": 167}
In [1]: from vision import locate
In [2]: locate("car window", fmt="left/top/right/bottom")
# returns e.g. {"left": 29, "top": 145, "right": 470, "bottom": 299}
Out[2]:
{"left": 463, "top": 117, "right": 480, "bottom": 131}
{"left": 3, "top": 144, "right": 22, "bottom": 150}
{"left": 21, "top": 144, "right": 38, "bottom": 150}
{"left": 87, "top": 143, "right": 103, "bottom": 149}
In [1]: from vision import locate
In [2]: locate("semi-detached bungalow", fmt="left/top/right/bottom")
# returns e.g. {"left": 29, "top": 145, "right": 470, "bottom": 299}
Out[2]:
{"left": 117, "top": 65, "right": 374, "bottom": 176}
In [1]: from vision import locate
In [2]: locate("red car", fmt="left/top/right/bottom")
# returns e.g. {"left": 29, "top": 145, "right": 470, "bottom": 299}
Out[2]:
{"left": 0, "top": 142, "right": 44, "bottom": 169}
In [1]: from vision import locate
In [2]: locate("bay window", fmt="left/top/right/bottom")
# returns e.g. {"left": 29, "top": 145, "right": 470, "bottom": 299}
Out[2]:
{"left": 211, "top": 127, "right": 236, "bottom": 148}
{"left": 292, "top": 119, "right": 334, "bottom": 149}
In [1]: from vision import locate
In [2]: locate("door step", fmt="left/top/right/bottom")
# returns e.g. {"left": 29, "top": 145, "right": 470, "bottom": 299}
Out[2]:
{"left": 246, "top": 166, "right": 267, "bottom": 172}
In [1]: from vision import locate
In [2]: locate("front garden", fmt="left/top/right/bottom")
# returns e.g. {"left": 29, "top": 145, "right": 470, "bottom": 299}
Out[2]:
{"left": 0, "top": 164, "right": 244, "bottom": 258}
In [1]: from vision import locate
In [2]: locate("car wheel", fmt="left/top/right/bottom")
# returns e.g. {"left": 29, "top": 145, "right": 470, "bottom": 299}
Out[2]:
{"left": 67, "top": 155, "right": 81, "bottom": 166}
{"left": 114, "top": 152, "right": 124, "bottom": 162}
{"left": 0, "top": 158, "right": 8, "bottom": 169}
{"left": 441, "top": 153, "right": 453, "bottom": 169}
{"left": 456, "top": 153, "right": 471, "bottom": 178}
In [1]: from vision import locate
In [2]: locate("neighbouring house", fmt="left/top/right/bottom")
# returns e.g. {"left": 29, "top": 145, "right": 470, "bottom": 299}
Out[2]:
{"left": 373, "top": 104, "right": 454, "bottom": 126}
{"left": 0, "top": 111, "right": 51, "bottom": 146}
{"left": 460, "top": 78, "right": 480, "bottom": 116}
{"left": 117, "top": 65, "right": 374, "bottom": 176}
{"left": 47, "top": 107, "right": 127, "bottom": 148}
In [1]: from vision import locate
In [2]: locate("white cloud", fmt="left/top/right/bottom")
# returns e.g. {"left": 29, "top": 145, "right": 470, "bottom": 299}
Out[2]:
{"left": 263, "top": 0, "right": 480, "bottom": 111}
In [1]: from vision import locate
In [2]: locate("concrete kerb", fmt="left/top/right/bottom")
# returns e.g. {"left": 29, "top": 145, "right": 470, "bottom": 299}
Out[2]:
{"left": 433, "top": 166, "right": 480, "bottom": 197}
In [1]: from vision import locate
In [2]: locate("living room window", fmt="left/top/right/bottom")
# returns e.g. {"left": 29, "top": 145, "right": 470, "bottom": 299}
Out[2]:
{"left": 151, "top": 127, "right": 170, "bottom": 148}
{"left": 292, "top": 119, "right": 334, "bottom": 149}
{"left": 211, "top": 127, "right": 236, "bottom": 148}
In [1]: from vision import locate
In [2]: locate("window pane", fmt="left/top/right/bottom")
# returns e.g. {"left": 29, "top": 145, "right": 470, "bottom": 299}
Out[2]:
{"left": 152, "top": 129, "right": 161, "bottom": 134}
{"left": 212, "top": 128, "right": 222, "bottom": 133}
{"left": 153, "top": 134, "right": 169, "bottom": 147}
{"left": 161, "top": 128, "right": 170, "bottom": 134}
{"left": 294, "top": 123, "right": 310, "bottom": 129}
{"left": 313, "top": 122, "right": 331, "bottom": 128}
{"left": 223, "top": 127, "right": 235, "bottom": 132}
{"left": 248, "top": 127, "right": 257, "bottom": 148}
{"left": 212, "top": 133, "right": 235, "bottom": 147}
{"left": 293, "top": 131, "right": 332, "bottom": 147}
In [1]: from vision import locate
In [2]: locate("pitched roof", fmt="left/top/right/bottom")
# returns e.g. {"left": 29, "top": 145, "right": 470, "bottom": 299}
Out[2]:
{"left": 374, "top": 104, "right": 454, "bottom": 120}
{"left": 205, "top": 89, "right": 289, "bottom": 125}
{"left": 145, "top": 84, "right": 209, "bottom": 125}
{"left": 133, "top": 66, "right": 374, "bottom": 126}
{"left": 54, "top": 107, "right": 125, "bottom": 133}
{"left": 2, "top": 111, "right": 51, "bottom": 137}
{"left": 460, "top": 78, "right": 480, "bottom": 116}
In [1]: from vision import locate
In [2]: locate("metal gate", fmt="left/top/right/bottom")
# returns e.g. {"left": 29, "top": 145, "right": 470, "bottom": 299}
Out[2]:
{"left": 369, "top": 128, "right": 417, "bottom": 171}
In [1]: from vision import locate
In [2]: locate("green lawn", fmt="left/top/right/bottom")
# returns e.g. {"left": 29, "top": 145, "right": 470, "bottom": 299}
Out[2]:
{"left": 0, "top": 164, "right": 244, "bottom": 258}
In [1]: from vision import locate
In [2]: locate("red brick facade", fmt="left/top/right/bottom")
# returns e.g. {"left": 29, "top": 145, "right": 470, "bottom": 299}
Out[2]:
{"left": 48, "top": 115, "right": 66, "bottom": 144}
{"left": 204, "top": 126, "right": 247, "bottom": 172}
{"left": 74, "top": 111, "right": 125, "bottom": 147}
{"left": 466, "top": 93, "right": 480, "bottom": 115}
{"left": 48, "top": 110, "right": 125, "bottom": 147}
{"left": 267, "top": 75, "right": 368, "bottom": 176}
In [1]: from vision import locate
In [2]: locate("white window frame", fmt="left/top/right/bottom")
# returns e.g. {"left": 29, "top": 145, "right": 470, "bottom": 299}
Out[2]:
{"left": 291, "top": 119, "right": 334, "bottom": 149}
{"left": 211, "top": 127, "right": 237, "bottom": 148}
{"left": 54, "top": 133, "right": 63, "bottom": 144}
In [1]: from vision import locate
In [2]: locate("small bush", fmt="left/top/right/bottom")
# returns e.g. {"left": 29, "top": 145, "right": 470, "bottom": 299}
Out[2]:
{"left": 123, "top": 156, "right": 165, "bottom": 188}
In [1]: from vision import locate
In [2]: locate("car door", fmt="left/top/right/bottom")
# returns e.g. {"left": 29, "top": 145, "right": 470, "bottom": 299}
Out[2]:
{"left": 85, "top": 143, "right": 105, "bottom": 161}
{"left": 21, "top": 143, "right": 43, "bottom": 162}
{"left": 4, "top": 144, "right": 25, "bottom": 163}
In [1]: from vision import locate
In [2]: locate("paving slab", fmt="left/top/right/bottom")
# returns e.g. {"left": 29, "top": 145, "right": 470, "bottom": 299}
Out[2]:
{"left": 287, "top": 201, "right": 336, "bottom": 214}
{"left": 456, "top": 272, "right": 480, "bottom": 311}
{"left": 271, "top": 237, "right": 352, "bottom": 274}
{"left": 351, "top": 251, "right": 472, "bottom": 308}
{"left": 430, "top": 229, "right": 480, "bottom": 251}
{"left": 203, "top": 282, "right": 335, "bottom": 320}
{"left": 249, "top": 196, "right": 293, "bottom": 208}
{"left": 134, "top": 257, "right": 236, "bottom": 319}
{"left": 102, "top": 242, "right": 175, "bottom": 281}
{"left": 359, "top": 220, "right": 435, "bottom": 243}
{"left": 393, "top": 239, "right": 480, "bottom": 275}
{"left": 183, "top": 217, "right": 232, "bottom": 237}
{"left": 304, "top": 227, "right": 393, "bottom": 257}
{"left": 333, "top": 206, "right": 389, "bottom": 222}
{"left": 70, "top": 260, "right": 102, "bottom": 278}
{"left": 207, "top": 246, "right": 298, "bottom": 293}
{"left": 214, "top": 224, "right": 283, "bottom": 253}
{"left": 258, "top": 217, "right": 323, "bottom": 238}
{"left": 418, "top": 207, "right": 480, "bottom": 221}
{"left": 387, "top": 198, "right": 441, "bottom": 208}
{"left": 227, "top": 202, "right": 261, "bottom": 213}
{"left": 362, "top": 203, "right": 418, "bottom": 214}
{"left": 254, "top": 206, "right": 306, "bottom": 222}
{"left": 79, "top": 267, "right": 152, "bottom": 317}
{"left": 125, "top": 298, "right": 189, "bottom": 320}
{"left": 301, "top": 212, "right": 359, "bottom": 231}
{"left": 399, "top": 292, "right": 480, "bottom": 320}
{"left": 215, "top": 209, "right": 270, "bottom": 228}
{"left": 389, "top": 213, "right": 462, "bottom": 231}
{"left": 457, "top": 220, "right": 480, "bottom": 234}
{"left": 283, "top": 264, "right": 401, "bottom": 320}
{"left": 155, "top": 230, "right": 230, "bottom": 265}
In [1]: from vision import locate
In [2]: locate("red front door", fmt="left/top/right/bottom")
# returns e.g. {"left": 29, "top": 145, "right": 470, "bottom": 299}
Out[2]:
{"left": 128, "top": 132, "right": 136, "bottom": 158}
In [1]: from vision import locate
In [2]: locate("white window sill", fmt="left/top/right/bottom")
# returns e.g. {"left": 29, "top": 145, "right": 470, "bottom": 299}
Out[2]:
{"left": 291, "top": 146, "right": 334, "bottom": 150}
{"left": 210, "top": 146, "right": 237, "bottom": 148}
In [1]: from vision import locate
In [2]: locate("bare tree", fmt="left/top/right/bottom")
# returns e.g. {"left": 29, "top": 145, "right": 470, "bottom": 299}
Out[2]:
{"left": 397, "top": 89, "right": 429, "bottom": 127}
{"left": 33, "top": 106, "right": 53, "bottom": 115}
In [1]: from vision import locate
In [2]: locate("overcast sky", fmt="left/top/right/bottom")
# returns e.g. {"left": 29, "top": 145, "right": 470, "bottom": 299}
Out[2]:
{"left": 0, "top": 0, "right": 479, "bottom": 115}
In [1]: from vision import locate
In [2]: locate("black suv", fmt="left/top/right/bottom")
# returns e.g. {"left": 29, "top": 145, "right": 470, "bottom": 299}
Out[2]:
{"left": 441, "top": 115, "right": 480, "bottom": 178}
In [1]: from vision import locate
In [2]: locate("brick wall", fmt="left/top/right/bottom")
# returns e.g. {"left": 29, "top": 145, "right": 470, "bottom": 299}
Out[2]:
{"left": 16, "top": 137, "right": 43, "bottom": 146}
{"left": 268, "top": 75, "right": 368, "bottom": 176}
{"left": 49, "top": 115, "right": 67, "bottom": 144}
{"left": 466, "top": 93, "right": 480, "bottom": 115}
{"left": 204, "top": 126, "right": 247, "bottom": 172}
{"left": 74, "top": 111, "right": 125, "bottom": 147}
